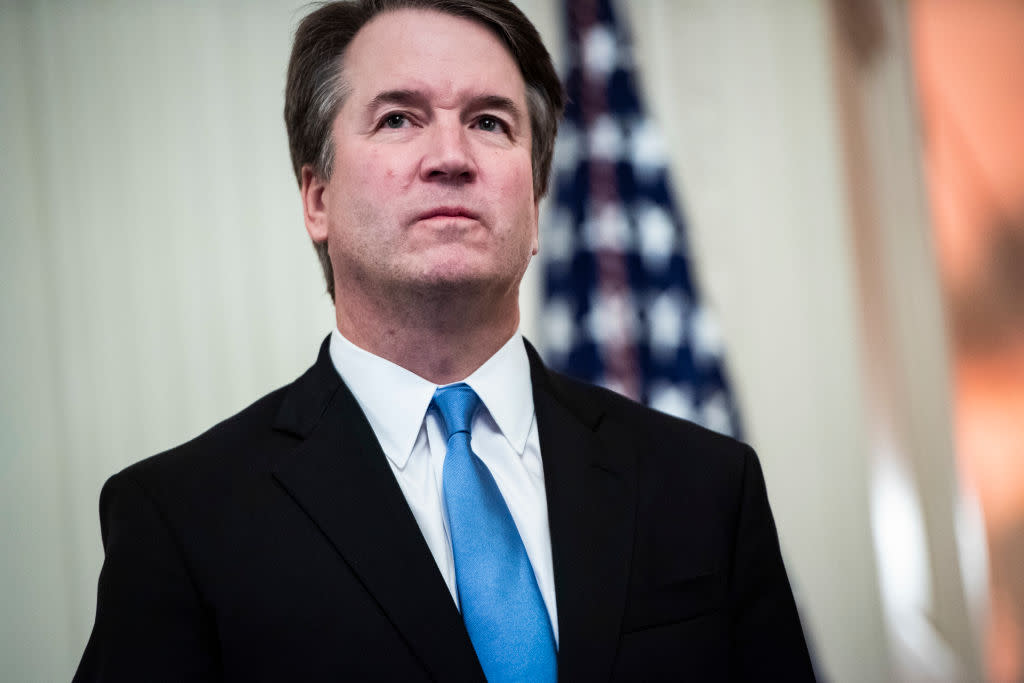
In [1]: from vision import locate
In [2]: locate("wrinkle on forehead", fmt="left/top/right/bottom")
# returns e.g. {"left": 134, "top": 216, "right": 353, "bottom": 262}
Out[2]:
{"left": 341, "top": 8, "right": 527, "bottom": 105}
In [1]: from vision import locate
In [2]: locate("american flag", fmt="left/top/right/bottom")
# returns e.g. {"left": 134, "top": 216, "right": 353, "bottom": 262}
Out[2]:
{"left": 541, "top": 0, "right": 743, "bottom": 438}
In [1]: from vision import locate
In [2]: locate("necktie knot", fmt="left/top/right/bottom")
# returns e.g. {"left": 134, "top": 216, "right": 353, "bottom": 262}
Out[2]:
{"left": 432, "top": 383, "right": 480, "bottom": 438}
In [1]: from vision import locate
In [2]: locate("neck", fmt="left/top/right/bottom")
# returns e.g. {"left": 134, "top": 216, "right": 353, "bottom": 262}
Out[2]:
{"left": 335, "top": 287, "right": 520, "bottom": 385}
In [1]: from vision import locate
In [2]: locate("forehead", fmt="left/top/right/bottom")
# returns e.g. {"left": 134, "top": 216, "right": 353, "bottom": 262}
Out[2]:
{"left": 341, "top": 8, "right": 527, "bottom": 105}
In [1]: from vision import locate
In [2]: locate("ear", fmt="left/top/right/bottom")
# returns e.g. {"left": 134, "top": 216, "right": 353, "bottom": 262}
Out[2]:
{"left": 300, "top": 165, "right": 329, "bottom": 244}
{"left": 530, "top": 198, "right": 541, "bottom": 255}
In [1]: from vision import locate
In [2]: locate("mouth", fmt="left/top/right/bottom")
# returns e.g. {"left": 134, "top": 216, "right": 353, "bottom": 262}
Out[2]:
{"left": 416, "top": 206, "right": 480, "bottom": 221}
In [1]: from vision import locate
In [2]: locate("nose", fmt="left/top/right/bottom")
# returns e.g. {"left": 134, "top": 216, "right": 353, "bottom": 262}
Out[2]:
{"left": 420, "top": 115, "right": 477, "bottom": 185}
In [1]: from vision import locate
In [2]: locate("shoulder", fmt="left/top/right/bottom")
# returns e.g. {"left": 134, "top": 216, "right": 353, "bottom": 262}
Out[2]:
{"left": 111, "top": 383, "right": 297, "bottom": 498}
{"left": 524, "top": 338, "right": 749, "bottom": 464}
{"left": 536, "top": 365, "right": 758, "bottom": 507}
{"left": 114, "top": 337, "right": 341, "bottom": 494}
{"left": 545, "top": 365, "right": 750, "bottom": 460}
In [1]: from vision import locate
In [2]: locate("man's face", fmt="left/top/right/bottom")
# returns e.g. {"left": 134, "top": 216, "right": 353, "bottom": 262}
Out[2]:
{"left": 305, "top": 9, "right": 539, "bottom": 308}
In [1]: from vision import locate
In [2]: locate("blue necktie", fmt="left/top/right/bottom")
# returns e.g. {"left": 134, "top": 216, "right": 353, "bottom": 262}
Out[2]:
{"left": 433, "top": 384, "right": 557, "bottom": 683}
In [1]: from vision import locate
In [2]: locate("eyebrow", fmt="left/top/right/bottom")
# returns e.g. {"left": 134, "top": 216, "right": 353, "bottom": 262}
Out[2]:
{"left": 467, "top": 94, "right": 524, "bottom": 126}
{"left": 366, "top": 89, "right": 427, "bottom": 112}
{"left": 365, "top": 89, "right": 525, "bottom": 127}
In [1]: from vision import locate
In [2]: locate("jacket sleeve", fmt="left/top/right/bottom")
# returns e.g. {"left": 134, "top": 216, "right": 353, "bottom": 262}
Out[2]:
{"left": 728, "top": 446, "right": 817, "bottom": 681}
{"left": 73, "top": 472, "right": 220, "bottom": 682}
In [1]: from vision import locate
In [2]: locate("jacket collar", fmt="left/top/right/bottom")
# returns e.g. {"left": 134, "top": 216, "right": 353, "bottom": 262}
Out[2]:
{"left": 525, "top": 339, "right": 638, "bottom": 682}
{"left": 272, "top": 336, "right": 485, "bottom": 681}
{"left": 271, "top": 336, "right": 637, "bottom": 682}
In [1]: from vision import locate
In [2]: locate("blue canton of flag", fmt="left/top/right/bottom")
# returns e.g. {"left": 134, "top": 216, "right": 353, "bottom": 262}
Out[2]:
{"left": 542, "top": 0, "right": 743, "bottom": 438}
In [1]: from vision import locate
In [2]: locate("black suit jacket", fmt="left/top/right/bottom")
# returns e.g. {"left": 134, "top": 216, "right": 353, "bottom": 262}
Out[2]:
{"left": 74, "top": 338, "right": 814, "bottom": 682}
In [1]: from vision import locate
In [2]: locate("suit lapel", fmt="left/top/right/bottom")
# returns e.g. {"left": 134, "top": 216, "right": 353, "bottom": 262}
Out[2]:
{"left": 527, "top": 342, "right": 637, "bottom": 682}
{"left": 271, "top": 338, "right": 485, "bottom": 682}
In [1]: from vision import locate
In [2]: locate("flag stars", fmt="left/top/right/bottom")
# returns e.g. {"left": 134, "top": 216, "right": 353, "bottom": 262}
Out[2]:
{"left": 583, "top": 24, "right": 619, "bottom": 77}
{"left": 649, "top": 383, "right": 697, "bottom": 421}
{"left": 585, "top": 289, "right": 639, "bottom": 346}
{"left": 543, "top": 2, "right": 741, "bottom": 438}
{"left": 647, "top": 289, "right": 688, "bottom": 361}
{"left": 636, "top": 203, "right": 677, "bottom": 272}
{"left": 629, "top": 118, "right": 666, "bottom": 183}
{"left": 700, "top": 391, "right": 734, "bottom": 435}
{"left": 543, "top": 206, "right": 576, "bottom": 270}
{"left": 588, "top": 114, "right": 623, "bottom": 161}
{"left": 541, "top": 297, "right": 575, "bottom": 360}
{"left": 552, "top": 121, "right": 580, "bottom": 173}
{"left": 584, "top": 202, "right": 631, "bottom": 251}
{"left": 690, "top": 304, "right": 725, "bottom": 365}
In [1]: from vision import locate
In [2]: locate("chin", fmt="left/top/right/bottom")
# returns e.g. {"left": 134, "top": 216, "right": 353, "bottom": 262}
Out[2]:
{"left": 390, "top": 247, "right": 530, "bottom": 297}
{"left": 413, "top": 253, "right": 495, "bottom": 283}
{"left": 413, "top": 269, "right": 493, "bottom": 291}
{"left": 408, "top": 263, "right": 517, "bottom": 297}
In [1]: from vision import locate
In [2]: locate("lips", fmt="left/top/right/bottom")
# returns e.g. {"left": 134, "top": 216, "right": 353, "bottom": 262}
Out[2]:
{"left": 416, "top": 207, "right": 480, "bottom": 221}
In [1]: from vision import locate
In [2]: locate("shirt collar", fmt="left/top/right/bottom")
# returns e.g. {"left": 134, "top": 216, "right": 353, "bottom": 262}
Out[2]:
{"left": 462, "top": 330, "right": 534, "bottom": 457}
{"left": 328, "top": 328, "right": 534, "bottom": 469}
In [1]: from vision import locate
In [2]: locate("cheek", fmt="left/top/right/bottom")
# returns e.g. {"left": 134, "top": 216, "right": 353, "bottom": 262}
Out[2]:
{"left": 342, "top": 146, "right": 400, "bottom": 186}
{"left": 501, "top": 175, "right": 539, "bottom": 256}
{"left": 336, "top": 163, "right": 395, "bottom": 213}
{"left": 365, "top": 146, "right": 416, "bottom": 185}
{"left": 495, "top": 158, "right": 536, "bottom": 205}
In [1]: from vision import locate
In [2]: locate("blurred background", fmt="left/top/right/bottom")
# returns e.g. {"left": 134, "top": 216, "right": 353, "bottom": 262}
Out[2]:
{"left": 1, "top": 0, "right": 1021, "bottom": 680}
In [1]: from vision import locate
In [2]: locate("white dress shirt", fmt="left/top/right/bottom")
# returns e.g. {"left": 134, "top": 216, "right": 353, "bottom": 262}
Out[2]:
{"left": 328, "top": 328, "right": 559, "bottom": 644}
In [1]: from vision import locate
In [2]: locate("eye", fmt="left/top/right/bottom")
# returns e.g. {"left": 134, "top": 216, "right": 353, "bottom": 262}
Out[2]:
{"left": 475, "top": 115, "right": 506, "bottom": 133}
{"left": 382, "top": 113, "right": 408, "bottom": 129}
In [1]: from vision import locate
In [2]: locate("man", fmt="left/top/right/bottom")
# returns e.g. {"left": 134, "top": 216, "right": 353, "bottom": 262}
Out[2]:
{"left": 75, "top": 1, "right": 815, "bottom": 681}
